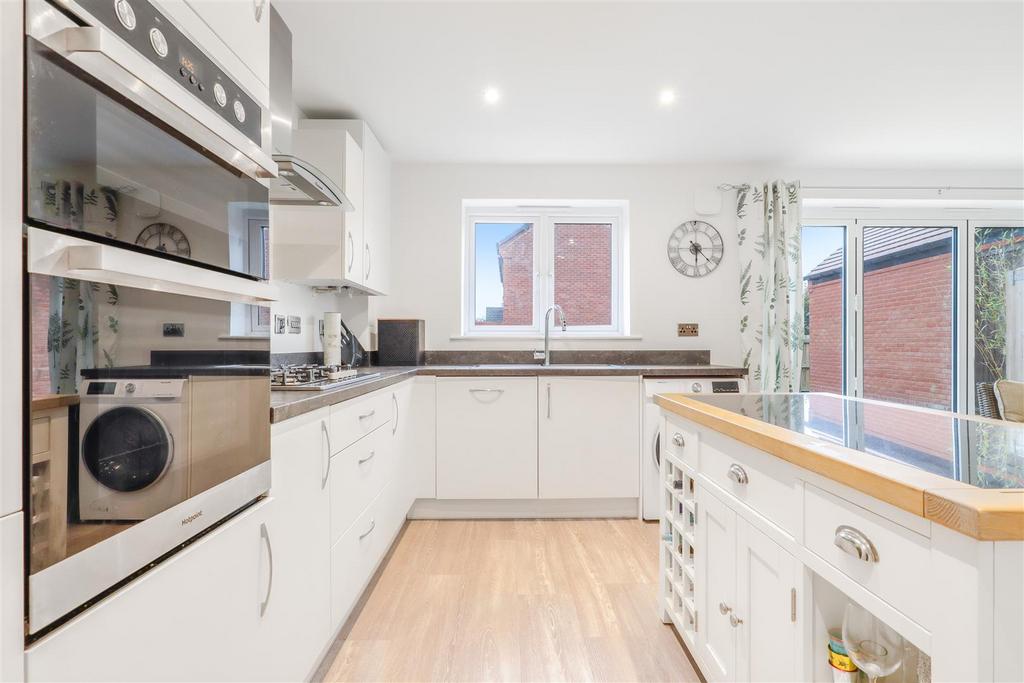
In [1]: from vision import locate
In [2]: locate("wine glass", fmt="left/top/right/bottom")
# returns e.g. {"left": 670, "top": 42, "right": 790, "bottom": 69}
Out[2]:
{"left": 842, "top": 602, "right": 905, "bottom": 682}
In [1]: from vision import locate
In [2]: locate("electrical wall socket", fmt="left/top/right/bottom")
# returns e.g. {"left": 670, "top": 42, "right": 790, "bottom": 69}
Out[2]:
{"left": 677, "top": 323, "right": 699, "bottom": 337}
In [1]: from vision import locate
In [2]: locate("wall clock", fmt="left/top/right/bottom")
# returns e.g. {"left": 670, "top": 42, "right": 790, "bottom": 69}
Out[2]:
{"left": 667, "top": 220, "right": 723, "bottom": 277}
{"left": 135, "top": 222, "right": 191, "bottom": 258}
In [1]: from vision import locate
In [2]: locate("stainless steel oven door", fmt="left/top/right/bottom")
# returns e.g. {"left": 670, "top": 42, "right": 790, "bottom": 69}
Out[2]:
{"left": 27, "top": 0, "right": 275, "bottom": 180}
{"left": 25, "top": 243, "right": 271, "bottom": 635}
{"left": 25, "top": 0, "right": 275, "bottom": 280}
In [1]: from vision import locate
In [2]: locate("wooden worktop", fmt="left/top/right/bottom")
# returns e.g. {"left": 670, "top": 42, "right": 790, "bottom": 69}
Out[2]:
{"left": 31, "top": 394, "right": 80, "bottom": 412}
{"left": 655, "top": 392, "right": 1024, "bottom": 541}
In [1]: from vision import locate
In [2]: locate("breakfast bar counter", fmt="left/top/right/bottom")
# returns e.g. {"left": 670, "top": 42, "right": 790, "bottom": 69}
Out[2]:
{"left": 654, "top": 392, "right": 1024, "bottom": 540}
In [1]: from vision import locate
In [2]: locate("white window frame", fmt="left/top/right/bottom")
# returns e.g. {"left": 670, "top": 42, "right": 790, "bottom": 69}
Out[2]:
{"left": 461, "top": 201, "right": 629, "bottom": 338}
{"left": 803, "top": 202, "right": 1024, "bottom": 415}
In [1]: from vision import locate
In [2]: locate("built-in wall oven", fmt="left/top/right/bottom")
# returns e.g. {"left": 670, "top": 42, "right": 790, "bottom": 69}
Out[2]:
{"left": 24, "top": 0, "right": 278, "bottom": 636}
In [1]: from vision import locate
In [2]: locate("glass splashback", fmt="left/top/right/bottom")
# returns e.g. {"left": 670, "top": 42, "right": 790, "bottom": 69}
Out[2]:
{"left": 686, "top": 393, "right": 1024, "bottom": 489}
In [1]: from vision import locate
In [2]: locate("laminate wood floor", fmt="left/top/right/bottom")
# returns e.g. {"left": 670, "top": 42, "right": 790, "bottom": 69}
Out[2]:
{"left": 316, "top": 519, "right": 702, "bottom": 683}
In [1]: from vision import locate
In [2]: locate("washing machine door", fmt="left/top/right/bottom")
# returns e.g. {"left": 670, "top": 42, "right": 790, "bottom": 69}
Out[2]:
{"left": 82, "top": 407, "right": 172, "bottom": 492}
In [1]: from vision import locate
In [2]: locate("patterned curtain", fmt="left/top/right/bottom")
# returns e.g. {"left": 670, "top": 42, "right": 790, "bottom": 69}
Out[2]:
{"left": 734, "top": 180, "right": 803, "bottom": 392}
{"left": 40, "top": 180, "right": 121, "bottom": 394}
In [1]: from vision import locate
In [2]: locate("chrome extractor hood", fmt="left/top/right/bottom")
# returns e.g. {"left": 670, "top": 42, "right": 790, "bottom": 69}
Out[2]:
{"left": 270, "top": 155, "right": 353, "bottom": 209}
{"left": 268, "top": 7, "right": 352, "bottom": 210}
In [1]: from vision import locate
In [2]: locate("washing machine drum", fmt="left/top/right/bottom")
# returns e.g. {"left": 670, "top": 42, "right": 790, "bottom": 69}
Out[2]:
{"left": 82, "top": 407, "right": 172, "bottom": 492}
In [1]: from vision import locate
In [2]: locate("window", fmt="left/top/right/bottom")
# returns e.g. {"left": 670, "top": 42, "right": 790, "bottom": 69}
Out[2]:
{"left": 229, "top": 219, "right": 270, "bottom": 337}
{"left": 801, "top": 210, "right": 1024, "bottom": 415}
{"left": 463, "top": 202, "right": 627, "bottom": 336}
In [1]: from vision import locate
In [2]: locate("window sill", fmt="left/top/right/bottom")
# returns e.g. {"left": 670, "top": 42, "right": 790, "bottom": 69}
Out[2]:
{"left": 451, "top": 334, "right": 643, "bottom": 341}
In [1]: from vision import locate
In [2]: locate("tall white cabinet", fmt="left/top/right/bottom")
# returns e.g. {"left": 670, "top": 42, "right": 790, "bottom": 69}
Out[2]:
{"left": 272, "top": 120, "right": 391, "bottom": 295}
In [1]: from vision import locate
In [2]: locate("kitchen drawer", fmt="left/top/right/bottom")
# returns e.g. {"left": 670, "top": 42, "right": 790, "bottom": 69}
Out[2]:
{"left": 699, "top": 430, "right": 799, "bottom": 536}
{"left": 329, "top": 424, "right": 392, "bottom": 544}
{"left": 328, "top": 389, "right": 394, "bottom": 454}
{"left": 805, "top": 483, "right": 930, "bottom": 625}
{"left": 663, "top": 416, "right": 697, "bottom": 470}
{"left": 330, "top": 485, "right": 391, "bottom": 631}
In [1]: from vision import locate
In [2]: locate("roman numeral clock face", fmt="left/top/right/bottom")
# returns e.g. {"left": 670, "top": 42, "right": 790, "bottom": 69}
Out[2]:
{"left": 135, "top": 222, "right": 191, "bottom": 258}
{"left": 667, "top": 220, "right": 724, "bottom": 277}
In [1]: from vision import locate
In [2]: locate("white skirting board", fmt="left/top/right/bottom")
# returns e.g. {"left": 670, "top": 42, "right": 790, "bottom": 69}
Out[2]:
{"left": 408, "top": 498, "right": 639, "bottom": 519}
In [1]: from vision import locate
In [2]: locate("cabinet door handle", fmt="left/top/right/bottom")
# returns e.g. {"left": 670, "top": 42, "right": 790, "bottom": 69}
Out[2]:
{"left": 468, "top": 388, "right": 504, "bottom": 394}
{"left": 729, "top": 614, "right": 743, "bottom": 627}
{"left": 258, "top": 522, "right": 274, "bottom": 617}
{"left": 672, "top": 432, "right": 684, "bottom": 447}
{"left": 546, "top": 384, "right": 551, "bottom": 419}
{"left": 347, "top": 233, "right": 355, "bottom": 272}
{"left": 718, "top": 602, "right": 731, "bottom": 615}
{"left": 253, "top": 0, "right": 266, "bottom": 22}
{"left": 834, "top": 525, "right": 879, "bottom": 563}
{"left": 321, "top": 420, "right": 332, "bottom": 489}
{"left": 364, "top": 243, "right": 371, "bottom": 279}
{"left": 392, "top": 393, "right": 399, "bottom": 435}
{"left": 359, "top": 519, "right": 376, "bottom": 540}
{"left": 727, "top": 464, "right": 748, "bottom": 485}
{"left": 358, "top": 450, "right": 376, "bottom": 465}
{"left": 358, "top": 409, "right": 376, "bottom": 421}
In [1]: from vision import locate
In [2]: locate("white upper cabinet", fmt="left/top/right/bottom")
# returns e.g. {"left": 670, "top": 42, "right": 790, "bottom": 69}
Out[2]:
{"left": 538, "top": 377, "right": 640, "bottom": 499}
{"left": 272, "top": 120, "right": 390, "bottom": 295}
{"left": 436, "top": 377, "right": 538, "bottom": 499}
{"left": 156, "top": 0, "right": 269, "bottom": 104}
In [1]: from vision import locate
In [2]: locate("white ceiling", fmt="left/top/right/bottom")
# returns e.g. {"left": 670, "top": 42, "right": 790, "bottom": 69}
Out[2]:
{"left": 275, "top": 1, "right": 1024, "bottom": 169}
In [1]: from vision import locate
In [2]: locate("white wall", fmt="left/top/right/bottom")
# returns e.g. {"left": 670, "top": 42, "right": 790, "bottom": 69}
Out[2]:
{"left": 374, "top": 163, "right": 772, "bottom": 365}
{"left": 271, "top": 282, "right": 369, "bottom": 356}
{"left": 373, "top": 163, "right": 1024, "bottom": 366}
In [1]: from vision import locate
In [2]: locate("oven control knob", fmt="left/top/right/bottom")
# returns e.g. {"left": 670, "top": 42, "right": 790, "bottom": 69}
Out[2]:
{"left": 115, "top": 0, "right": 137, "bottom": 30}
{"left": 232, "top": 100, "right": 246, "bottom": 123}
{"left": 691, "top": 382, "right": 703, "bottom": 393}
{"left": 124, "top": 383, "right": 136, "bottom": 394}
{"left": 149, "top": 28, "right": 168, "bottom": 58}
{"left": 213, "top": 83, "right": 227, "bottom": 107}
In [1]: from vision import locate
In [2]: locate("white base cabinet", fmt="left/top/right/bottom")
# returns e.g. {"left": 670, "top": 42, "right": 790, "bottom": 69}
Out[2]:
{"left": 538, "top": 376, "right": 639, "bottom": 499}
{"left": 26, "top": 500, "right": 276, "bottom": 682}
{"left": 696, "top": 486, "right": 801, "bottom": 683}
{"left": 436, "top": 377, "right": 538, "bottom": 499}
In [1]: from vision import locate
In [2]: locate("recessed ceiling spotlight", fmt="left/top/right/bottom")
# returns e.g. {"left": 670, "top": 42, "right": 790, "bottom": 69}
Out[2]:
{"left": 658, "top": 88, "right": 677, "bottom": 107}
{"left": 482, "top": 86, "right": 502, "bottom": 105}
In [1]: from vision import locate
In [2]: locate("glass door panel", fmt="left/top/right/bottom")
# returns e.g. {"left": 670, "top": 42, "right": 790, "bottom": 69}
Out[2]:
{"left": 802, "top": 225, "right": 847, "bottom": 394}
{"left": 861, "top": 226, "right": 956, "bottom": 410}
{"left": 973, "top": 225, "right": 1024, "bottom": 390}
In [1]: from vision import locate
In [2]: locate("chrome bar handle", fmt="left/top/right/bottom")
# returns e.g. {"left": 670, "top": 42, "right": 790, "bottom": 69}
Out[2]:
{"left": 258, "top": 522, "right": 274, "bottom": 617}
{"left": 672, "top": 433, "right": 685, "bottom": 447}
{"left": 358, "top": 450, "right": 376, "bottom": 465}
{"left": 392, "top": 393, "right": 399, "bottom": 435}
{"left": 834, "top": 525, "right": 879, "bottom": 563}
{"left": 727, "top": 464, "right": 749, "bottom": 485}
{"left": 547, "top": 384, "right": 552, "bottom": 419}
{"left": 468, "top": 388, "right": 504, "bottom": 394}
{"left": 365, "top": 243, "right": 371, "bottom": 279}
{"left": 347, "top": 233, "right": 355, "bottom": 272}
{"left": 321, "top": 420, "right": 332, "bottom": 489}
{"left": 358, "top": 409, "right": 376, "bottom": 421}
{"left": 359, "top": 519, "right": 376, "bottom": 540}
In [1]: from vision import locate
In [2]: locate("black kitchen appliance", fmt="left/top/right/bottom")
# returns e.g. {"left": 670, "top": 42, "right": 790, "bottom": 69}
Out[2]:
{"left": 377, "top": 319, "right": 425, "bottom": 366}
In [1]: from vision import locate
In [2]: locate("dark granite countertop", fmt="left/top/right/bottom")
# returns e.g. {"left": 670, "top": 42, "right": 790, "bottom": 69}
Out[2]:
{"left": 271, "top": 363, "right": 747, "bottom": 423}
{"left": 81, "top": 364, "right": 270, "bottom": 379}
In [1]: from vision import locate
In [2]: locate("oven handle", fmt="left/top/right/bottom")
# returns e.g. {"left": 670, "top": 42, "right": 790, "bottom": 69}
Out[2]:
{"left": 28, "top": 228, "right": 278, "bottom": 305}
{"left": 33, "top": 25, "right": 276, "bottom": 181}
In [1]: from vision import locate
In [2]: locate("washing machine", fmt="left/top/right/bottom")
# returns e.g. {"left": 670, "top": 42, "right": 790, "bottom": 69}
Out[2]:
{"left": 78, "top": 379, "right": 190, "bottom": 521}
{"left": 641, "top": 377, "right": 746, "bottom": 520}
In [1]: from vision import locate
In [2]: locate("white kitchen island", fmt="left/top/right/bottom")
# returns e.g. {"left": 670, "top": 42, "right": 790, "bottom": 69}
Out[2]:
{"left": 656, "top": 392, "right": 1024, "bottom": 683}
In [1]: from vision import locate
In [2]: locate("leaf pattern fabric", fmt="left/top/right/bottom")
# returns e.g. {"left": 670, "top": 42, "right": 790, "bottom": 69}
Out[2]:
{"left": 734, "top": 180, "right": 803, "bottom": 392}
{"left": 41, "top": 182, "right": 121, "bottom": 394}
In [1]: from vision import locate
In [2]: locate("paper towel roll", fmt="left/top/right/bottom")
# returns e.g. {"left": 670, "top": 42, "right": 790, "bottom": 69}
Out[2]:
{"left": 323, "top": 312, "right": 343, "bottom": 367}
